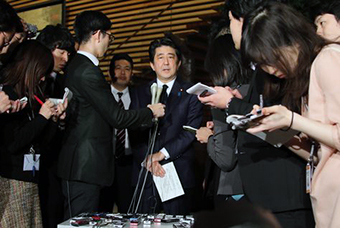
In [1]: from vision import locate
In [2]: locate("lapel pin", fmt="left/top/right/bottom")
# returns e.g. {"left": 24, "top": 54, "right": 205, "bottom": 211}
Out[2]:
{"left": 178, "top": 88, "right": 183, "bottom": 97}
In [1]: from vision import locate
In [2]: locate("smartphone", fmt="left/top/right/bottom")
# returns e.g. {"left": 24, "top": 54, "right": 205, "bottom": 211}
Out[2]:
{"left": 20, "top": 97, "right": 28, "bottom": 104}
{"left": 183, "top": 125, "right": 197, "bottom": 133}
{"left": 199, "top": 90, "right": 210, "bottom": 97}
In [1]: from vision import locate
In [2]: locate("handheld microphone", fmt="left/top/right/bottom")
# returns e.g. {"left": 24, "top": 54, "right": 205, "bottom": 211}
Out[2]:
{"left": 150, "top": 83, "right": 157, "bottom": 104}
{"left": 155, "top": 86, "right": 163, "bottom": 104}
{"left": 150, "top": 84, "right": 163, "bottom": 122}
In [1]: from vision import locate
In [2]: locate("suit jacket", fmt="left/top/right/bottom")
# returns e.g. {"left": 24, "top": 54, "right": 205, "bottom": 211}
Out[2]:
{"left": 57, "top": 53, "right": 153, "bottom": 186}
{"left": 228, "top": 69, "right": 312, "bottom": 212}
{"left": 0, "top": 86, "right": 57, "bottom": 183}
{"left": 44, "top": 72, "right": 65, "bottom": 99}
{"left": 206, "top": 107, "right": 243, "bottom": 196}
{"left": 129, "top": 78, "right": 203, "bottom": 189}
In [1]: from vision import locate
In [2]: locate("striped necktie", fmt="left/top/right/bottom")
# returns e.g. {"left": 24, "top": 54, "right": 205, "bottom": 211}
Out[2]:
{"left": 115, "top": 92, "right": 125, "bottom": 159}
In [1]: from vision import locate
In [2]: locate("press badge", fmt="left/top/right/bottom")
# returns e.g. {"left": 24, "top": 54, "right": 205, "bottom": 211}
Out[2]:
{"left": 306, "top": 163, "right": 312, "bottom": 193}
{"left": 23, "top": 154, "right": 40, "bottom": 173}
{"left": 306, "top": 141, "right": 317, "bottom": 194}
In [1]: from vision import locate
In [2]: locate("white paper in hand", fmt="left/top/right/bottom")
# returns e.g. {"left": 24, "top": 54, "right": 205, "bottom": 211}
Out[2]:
{"left": 186, "top": 82, "right": 216, "bottom": 96}
{"left": 153, "top": 162, "right": 184, "bottom": 202}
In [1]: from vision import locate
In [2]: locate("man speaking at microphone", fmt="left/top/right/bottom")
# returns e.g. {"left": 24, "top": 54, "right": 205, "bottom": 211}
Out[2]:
{"left": 129, "top": 36, "right": 202, "bottom": 215}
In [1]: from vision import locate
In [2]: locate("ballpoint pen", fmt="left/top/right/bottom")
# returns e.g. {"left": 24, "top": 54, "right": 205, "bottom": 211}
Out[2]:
{"left": 258, "top": 94, "right": 264, "bottom": 114}
{"left": 34, "top": 95, "right": 44, "bottom": 105}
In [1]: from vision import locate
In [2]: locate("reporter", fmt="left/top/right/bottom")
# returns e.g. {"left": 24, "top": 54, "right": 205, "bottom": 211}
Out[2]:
{"left": 241, "top": 2, "right": 340, "bottom": 227}
{"left": 0, "top": 40, "right": 66, "bottom": 227}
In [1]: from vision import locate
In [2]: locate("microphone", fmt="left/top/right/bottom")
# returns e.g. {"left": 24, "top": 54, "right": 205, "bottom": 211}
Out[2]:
{"left": 151, "top": 83, "right": 157, "bottom": 104}
{"left": 150, "top": 83, "right": 163, "bottom": 122}
{"left": 155, "top": 86, "right": 163, "bottom": 104}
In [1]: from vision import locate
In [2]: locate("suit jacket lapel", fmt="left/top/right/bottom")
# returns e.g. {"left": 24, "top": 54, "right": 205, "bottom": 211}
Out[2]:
{"left": 163, "top": 79, "right": 183, "bottom": 122}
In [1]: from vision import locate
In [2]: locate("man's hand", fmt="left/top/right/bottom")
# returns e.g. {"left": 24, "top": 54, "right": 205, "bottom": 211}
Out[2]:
{"left": 147, "top": 103, "right": 165, "bottom": 118}
{"left": 146, "top": 152, "right": 165, "bottom": 170}
{"left": 148, "top": 161, "right": 166, "bottom": 177}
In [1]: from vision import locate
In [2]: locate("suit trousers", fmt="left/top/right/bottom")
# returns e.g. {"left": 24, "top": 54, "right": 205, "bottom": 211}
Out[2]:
{"left": 99, "top": 155, "right": 134, "bottom": 213}
{"left": 138, "top": 182, "right": 193, "bottom": 215}
{"left": 61, "top": 180, "right": 101, "bottom": 220}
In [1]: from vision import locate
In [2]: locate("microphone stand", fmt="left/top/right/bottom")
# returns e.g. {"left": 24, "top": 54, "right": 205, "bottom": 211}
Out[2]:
{"left": 128, "top": 120, "right": 159, "bottom": 214}
{"left": 128, "top": 85, "right": 162, "bottom": 214}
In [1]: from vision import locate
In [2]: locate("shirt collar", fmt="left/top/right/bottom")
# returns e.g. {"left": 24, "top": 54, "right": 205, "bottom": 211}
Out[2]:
{"left": 77, "top": 50, "right": 99, "bottom": 66}
{"left": 156, "top": 77, "right": 176, "bottom": 95}
{"left": 50, "top": 71, "right": 57, "bottom": 80}
{"left": 111, "top": 85, "right": 128, "bottom": 95}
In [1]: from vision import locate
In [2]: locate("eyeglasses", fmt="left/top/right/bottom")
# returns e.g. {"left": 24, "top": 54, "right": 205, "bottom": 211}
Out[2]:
{"left": 101, "top": 31, "right": 115, "bottom": 44}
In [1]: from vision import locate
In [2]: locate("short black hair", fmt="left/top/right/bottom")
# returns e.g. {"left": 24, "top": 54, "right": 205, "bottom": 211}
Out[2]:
{"left": 225, "top": 0, "right": 288, "bottom": 20}
{"left": 109, "top": 53, "right": 133, "bottom": 80}
{"left": 0, "top": 0, "right": 23, "bottom": 33}
{"left": 74, "top": 10, "right": 111, "bottom": 44}
{"left": 310, "top": 0, "right": 340, "bottom": 22}
{"left": 148, "top": 37, "right": 182, "bottom": 63}
{"left": 37, "top": 24, "right": 75, "bottom": 53}
{"left": 205, "top": 33, "right": 251, "bottom": 87}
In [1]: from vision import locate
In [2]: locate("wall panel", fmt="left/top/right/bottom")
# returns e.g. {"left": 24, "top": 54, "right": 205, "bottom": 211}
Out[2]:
{"left": 9, "top": 0, "right": 224, "bottom": 82}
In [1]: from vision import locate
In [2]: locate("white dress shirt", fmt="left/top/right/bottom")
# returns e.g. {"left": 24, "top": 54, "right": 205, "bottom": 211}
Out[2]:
{"left": 111, "top": 85, "right": 132, "bottom": 155}
{"left": 155, "top": 77, "right": 177, "bottom": 160}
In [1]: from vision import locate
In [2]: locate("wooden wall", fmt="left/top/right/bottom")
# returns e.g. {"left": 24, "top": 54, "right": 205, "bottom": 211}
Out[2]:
{"left": 9, "top": 0, "right": 224, "bottom": 83}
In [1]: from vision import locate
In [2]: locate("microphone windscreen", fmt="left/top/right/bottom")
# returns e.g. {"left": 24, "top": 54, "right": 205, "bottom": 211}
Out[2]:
{"left": 155, "top": 86, "right": 163, "bottom": 104}
{"left": 150, "top": 83, "right": 157, "bottom": 104}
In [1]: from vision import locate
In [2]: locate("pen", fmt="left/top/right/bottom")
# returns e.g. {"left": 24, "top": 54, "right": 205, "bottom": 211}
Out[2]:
{"left": 257, "top": 94, "right": 263, "bottom": 115}
{"left": 34, "top": 95, "right": 44, "bottom": 105}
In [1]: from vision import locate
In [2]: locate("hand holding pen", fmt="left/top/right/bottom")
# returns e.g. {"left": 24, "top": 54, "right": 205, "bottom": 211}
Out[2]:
{"left": 38, "top": 99, "right": 55, "bottom": 120}
{"left": 35, "top": 95, "right": 67, "bottom": 121}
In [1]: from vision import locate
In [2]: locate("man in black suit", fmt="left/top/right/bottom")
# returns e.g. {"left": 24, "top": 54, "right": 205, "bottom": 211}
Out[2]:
{"left": 36, "top": 24, "right": 75, "bottom": 228}
{"left": 57, "top": 11, "right": 165, "bottom": 219}
{"left": 37, "top": 24, "right": 75, "bottom": 99}
{"left": 198, "top": 1, "right": 314, "bottom": 227}
{"left": 99, "top": 53, "right": 135, "bottom": 213}
{"left": 130, "top": 37, "right": 202, "bottom": 215}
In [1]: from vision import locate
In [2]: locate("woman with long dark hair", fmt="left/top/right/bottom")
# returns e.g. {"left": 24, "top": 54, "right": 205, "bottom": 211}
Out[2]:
{"left": 195, "top": 19, "right": 251, "bottom": 209}
{"left": 0, "top": 40, "right": 67, "bottom": 227}
{"left": 242, "top": 2, "right": 340, "bottom": 227}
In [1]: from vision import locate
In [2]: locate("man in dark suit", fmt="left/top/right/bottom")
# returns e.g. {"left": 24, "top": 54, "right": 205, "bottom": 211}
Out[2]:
{"left": 99, "top": 53, "right": 135, "bottom": 213}
{"left": 37, "top": 24, "right": 75, "bottom": 99}
{"left": 130, "top": 37, "right": 202, "bottom": 215}
{"left": 198, "top": 1, "right": 314, "bottom": 227}
{"left": 36, "top": 24, "right": 75, "bottom": 228}
{"left": 57, "top": 11, "right": 165, "bottom": 219}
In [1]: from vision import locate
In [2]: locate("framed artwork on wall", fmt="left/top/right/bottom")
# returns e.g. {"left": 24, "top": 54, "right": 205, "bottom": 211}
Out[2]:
{"left": 17, "top": 0, "right": 65, "bottom": 31}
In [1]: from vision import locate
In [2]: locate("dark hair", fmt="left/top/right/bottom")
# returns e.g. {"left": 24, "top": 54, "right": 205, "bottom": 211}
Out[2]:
{"left": 241, "top": 2, "right": 326, "bottom": 112}
{"left": 1, "top": 40, "right": 54, "bottom": 100}
{"left": 0, "top": 0, "right": 23, "bottom": 33}
{"left": 225, "top": 0, "right": 288, "bottom": 20}
{"left": 109, "top": 53, "right": 133, "bottom": 80}
{"left": 205, "top": 33, "right": 251, "bottom": 86}
{"left": 149, "top": 37, "right": 182, "bottom": 63}
{"left": 74, "top": 10, "right": 111, "bottom": 44}
{"left": 37, "top": 24, "right": 75, "bottom": 53}
{"left": 310, "top": 0, "right": 340, "bottom": 22}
